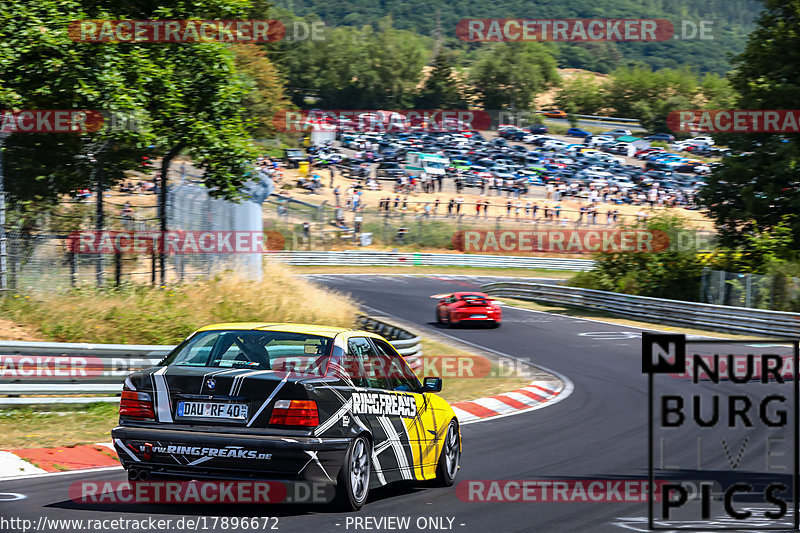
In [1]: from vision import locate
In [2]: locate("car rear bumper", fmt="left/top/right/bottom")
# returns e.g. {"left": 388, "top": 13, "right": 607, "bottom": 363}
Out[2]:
{"left": 451, "top": 315, "right": 501, "bottom": 323}
{"left": 112, "top": 425, "right": 350, "bottom": 483}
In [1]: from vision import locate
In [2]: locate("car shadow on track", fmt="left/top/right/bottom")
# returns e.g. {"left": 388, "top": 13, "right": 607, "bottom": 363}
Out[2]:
{"left": 426, "top": 321, "right": 498, "bottom": 330}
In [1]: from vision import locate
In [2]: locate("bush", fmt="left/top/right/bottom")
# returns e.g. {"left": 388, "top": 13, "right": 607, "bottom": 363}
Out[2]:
{"left": 568, "top": 213, "right": 705, "bottom": 300}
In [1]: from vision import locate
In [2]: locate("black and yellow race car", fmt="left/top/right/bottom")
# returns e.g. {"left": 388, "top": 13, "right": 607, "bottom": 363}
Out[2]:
{"left": 111, "top": 323, "right": 461, "bottom": 510}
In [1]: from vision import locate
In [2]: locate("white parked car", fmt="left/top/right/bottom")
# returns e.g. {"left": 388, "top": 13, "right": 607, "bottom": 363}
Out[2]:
{"left": 688, "top": 136, "right": 715, "bottom": 146}
{"left": 603, "top": 129, "right": 632, "bottom": 138}
{"left": 543, "top": 139, "right": 569, "bottom": 150}
{"left": 589, "top": 135, "right": 616, "bottom": 146}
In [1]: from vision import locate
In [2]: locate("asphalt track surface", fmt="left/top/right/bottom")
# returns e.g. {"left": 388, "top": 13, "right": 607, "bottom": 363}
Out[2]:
{"left": 0, "top": 274, "right": 796, "bottom": 533}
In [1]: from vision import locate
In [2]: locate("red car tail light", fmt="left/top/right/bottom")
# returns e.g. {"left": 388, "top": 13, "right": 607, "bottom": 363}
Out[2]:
{"left": 120, "top": 390, "right": 155, "bottom": 419}
{"left": 269, "top": 400, "right": 319, "bottom": 426}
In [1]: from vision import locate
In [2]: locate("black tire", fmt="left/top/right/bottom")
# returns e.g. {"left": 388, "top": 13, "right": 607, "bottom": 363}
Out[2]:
{"left": 334, "top": 435, "right": 372, "bottom": 511}
{"left": 491, "top": 321, "right": 501, "bottom": 329}
{"left": 435, "top": 420, "right": 460, "bottom": 486}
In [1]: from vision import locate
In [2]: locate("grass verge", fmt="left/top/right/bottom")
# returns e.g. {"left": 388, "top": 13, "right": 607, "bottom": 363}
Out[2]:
{"left": 0, "top": 403, "right": 119, "bottom": 449}
{"left": 418, "top": 338, "right": 534, "bottom": 404}
{"left": 0, "top": 263, "right": 359, "bottom": 344}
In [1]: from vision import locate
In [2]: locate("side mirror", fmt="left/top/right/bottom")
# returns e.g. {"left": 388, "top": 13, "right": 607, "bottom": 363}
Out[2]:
{"left": 422, "top": 377, "right": 442, "bottom": 393}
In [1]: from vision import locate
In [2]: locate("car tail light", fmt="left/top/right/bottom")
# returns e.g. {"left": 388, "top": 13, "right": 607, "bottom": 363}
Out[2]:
{"left": 269, "top": 400, "right": 319, "bottom": 426}
{"left": 120, "top": 390, "right": 155, "bottom": 419}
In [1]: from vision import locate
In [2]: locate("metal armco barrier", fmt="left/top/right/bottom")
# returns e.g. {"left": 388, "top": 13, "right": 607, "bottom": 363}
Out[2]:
{"left": 0, "top": 318, "right": 423, "bottom": 405}
{"left": 267, "top": 251, "right": 594, "bottom": 271}
{"left": 482, "top": 281, "right": 800, "bottom": 337}
{"left": 358, "top": 316, "right": 422, "bottom": 359}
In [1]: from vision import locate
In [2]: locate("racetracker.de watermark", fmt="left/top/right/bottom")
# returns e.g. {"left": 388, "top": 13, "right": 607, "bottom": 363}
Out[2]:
{"left": 69, "top": 480, "right": 332, "bottom": 504}
{"left": 455, "top": 19, "right": 713, "bottom": 41}
{"left": 66, "top": 231, "right": 285, "bottom": 254}
{"left": 69, "top": 20, "right": 295, "bottom": 43}
{"left": 668, "top": 110, "right": 800, "bottom": 133}
{"left": 1, "top": 110, "right": 149, "bottom": 134}
{"left": 0, "top": 110, "right": 104, "bottom": 133}
{"left": 272, "top": 110, "right": 492, "bottom": 133}
{"left": 457, "top": 480, "right": 669, "bottom": 502}
{"left": 452, "top": 229, "right": 671, "bottom": 254}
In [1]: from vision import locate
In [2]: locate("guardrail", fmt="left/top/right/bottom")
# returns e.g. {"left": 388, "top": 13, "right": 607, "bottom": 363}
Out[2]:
{"left": 267, "top": 251, "right": 594, "bottom": 271}
{"left": 573, "top": 114, "right": 641, "bottom": 124}
{"left": 534, "top": 110, "right": 642, "bottom": 125}
{"left": 482, "top": 281, "right": 800, "bottom": 337}
{"left": 0, "top": 318, "right": 423, "bottom": 406}
{"left": 358, "top": 315, "right": 422, "bottom": 359}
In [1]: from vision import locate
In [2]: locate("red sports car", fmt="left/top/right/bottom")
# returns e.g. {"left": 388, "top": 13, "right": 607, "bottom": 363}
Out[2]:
{"left": 434, "top": 292, "right": 502, "bottom": 328}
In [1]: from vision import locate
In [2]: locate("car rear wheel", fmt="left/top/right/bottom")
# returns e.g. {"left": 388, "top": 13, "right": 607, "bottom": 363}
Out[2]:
{"left": 435, "top": 420, "right": 460, "bottom": 486}
{"left": 335, "top": 435, "right": 371, "bottom": 510}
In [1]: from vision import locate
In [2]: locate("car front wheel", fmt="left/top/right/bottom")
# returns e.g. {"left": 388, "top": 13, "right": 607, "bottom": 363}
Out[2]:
{"left": 435, "top": 420, "right": 460, "bottom": 486}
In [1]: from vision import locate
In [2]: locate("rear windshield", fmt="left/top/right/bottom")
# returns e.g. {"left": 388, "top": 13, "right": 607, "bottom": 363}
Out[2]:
{"left": 461, "top": 294, "right": 490, "bottom": 303}
{"left": 161, "top": 330, "right": 332, "bottom": 371}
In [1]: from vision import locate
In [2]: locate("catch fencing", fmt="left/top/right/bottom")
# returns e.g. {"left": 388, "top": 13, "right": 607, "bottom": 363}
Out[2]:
{"left": 3, "top": 166, "right": 273, "bottom": 292}
{"left": 0, "top": 317, "right": 423, "bottom": 406}
{"left": 481, "top": 281, "right": 800, "bottom": 337}
{"left": 699, "top": 269, "right": 800, "bottom": 312}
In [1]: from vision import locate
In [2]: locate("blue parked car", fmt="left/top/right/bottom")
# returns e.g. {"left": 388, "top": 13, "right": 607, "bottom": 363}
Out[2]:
{"left": 528, "top": 124, "right": 549, "bottom": 134}
{"left": 567, "top": 128, "right": 592, "bottom": 137}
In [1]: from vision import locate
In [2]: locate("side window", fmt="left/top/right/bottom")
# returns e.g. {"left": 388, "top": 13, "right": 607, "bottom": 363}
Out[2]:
{"left": 371, "top": 338, "right": 421, "bottom": 392}
{"left": 348, "top": 337, "right": 392, "bottom": 390}
{"left": 345, "top": 337, "right": 372, "bottom": 388}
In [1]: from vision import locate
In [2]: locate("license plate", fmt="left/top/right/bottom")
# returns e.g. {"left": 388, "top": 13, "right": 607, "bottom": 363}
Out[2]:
{"left": 470, "top": 314, "right": 488, "bottom": 318}
{"left": 177, "top": 402, "right": 248, "bottom": 420}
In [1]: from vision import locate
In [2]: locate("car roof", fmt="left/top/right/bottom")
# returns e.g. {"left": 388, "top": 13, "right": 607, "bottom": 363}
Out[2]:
{"left": 195, "top": 323, "right": 353, "bottom": 338}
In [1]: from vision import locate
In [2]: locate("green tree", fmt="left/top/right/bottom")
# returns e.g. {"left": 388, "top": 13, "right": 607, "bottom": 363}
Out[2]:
{"left": 554, "top": 74, "right": 604, "bottom": 115}
{"left": 271, "top": 19, "right": 427, "bottom": 109}
{"left": 699, "top": 0, "right": 800, "bottom": 247}
{"left": 415, "top": 51, "right": 467, "bottom": 109}
{"left": 234, "top": 44, "right": 293, "bottom": 139}
{"left": 469, "top": 42, "right": 559, "bottom": 111}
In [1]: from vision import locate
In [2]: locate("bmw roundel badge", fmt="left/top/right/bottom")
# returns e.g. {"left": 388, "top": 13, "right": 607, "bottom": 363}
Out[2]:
{"left": 207, "top": 378, "right": 216, "bottom": 390}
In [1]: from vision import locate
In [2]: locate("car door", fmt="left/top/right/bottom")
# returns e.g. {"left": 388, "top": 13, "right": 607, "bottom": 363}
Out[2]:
{"left": 346, "top": 336, "right": 420, "bottom": 483}
{"left": 368, "top": 337, "right": 442, "bottom": 481}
